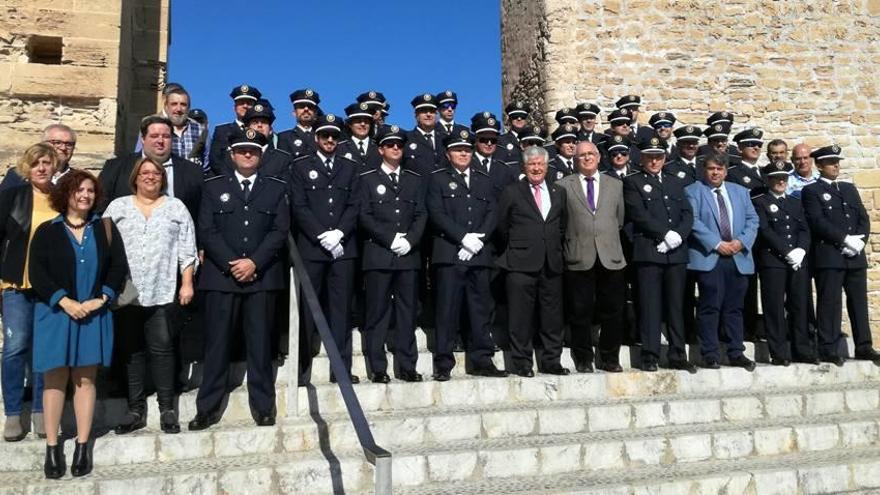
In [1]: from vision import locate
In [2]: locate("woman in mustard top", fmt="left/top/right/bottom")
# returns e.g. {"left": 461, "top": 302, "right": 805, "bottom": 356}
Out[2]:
{"left": 0, "top": 143, "right": 57, "bottom": 442}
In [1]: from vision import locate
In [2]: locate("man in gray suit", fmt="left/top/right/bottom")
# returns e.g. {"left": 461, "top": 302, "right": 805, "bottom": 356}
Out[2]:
{"left": 558, "top": 141, "right": 627, "bottom": 372}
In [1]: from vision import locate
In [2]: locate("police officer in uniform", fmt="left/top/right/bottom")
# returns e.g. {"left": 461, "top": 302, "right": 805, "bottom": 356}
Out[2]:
{"left": 547, "top": 123, "right": 578, "bottom": 183}
{"left": 649, "top": 112, "right": 677, "bottom": 158}
{"left": 623, "top": 134, "right": 696, "bottom": 373}
{"left": 278, "top": 88, "right": 320, "bottom": 159}
{"left": 189, "top": 128, "right": 290, "bottom": 430}
{"left": 664, "top": 125, "right": 702, "bottom": 186}
{"left": 544, "top": 107, "right": 579, "bottom": 161}
{"left": 337, "top": 102, "right": 382, "bottom": 172}
{"left": 615, "top": 95, "right": 654, "bottom": 143}
{"left": 427, "top": 130, "right": 508, "bottom": 380}
{"left": 801, "top": 145, "right": 880, "bottom": 365}
{"left": 290, "top": 114, "right": 362, "bottom": 383}
{"left": 602, "top": 135, "right": 639, "bottom": 179}
{"left": 576, "top": 103, "right": 606, "bottom": 146}
{"left": 243, "top": 102, "right": 293, "bottom": 180}
{"left": 208, "top": 84, "right": 261, "bottom": 175}
{"left": 604, "top": 108, "right": 641, "bottom": 166}
{"left": 357, "top": 90, "right": 390, "bottom": 136}
{"left": 753, "top": 161, "right": 815, "bottom": 365}
{"left": 729, "top": 128, "right": 768, "bottom": 198}
{"left": 698, "top": 112, "right": 740, "bottom": 157}
{"left": 358, "top": 126, "right": 427, "bottom": 382}
{"left": 435, "top": 90, "right": 468, "bottom": 143}
{"left": 404, "top": 93, "right": 444, "bottom": 175}
{"left": 497, "top": 102, "right": 531, "bottom": 164}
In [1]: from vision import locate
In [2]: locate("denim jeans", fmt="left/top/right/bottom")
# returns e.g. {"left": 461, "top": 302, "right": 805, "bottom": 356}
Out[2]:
{"left": 1, "top": 289, "right": 43, "bottom": 415}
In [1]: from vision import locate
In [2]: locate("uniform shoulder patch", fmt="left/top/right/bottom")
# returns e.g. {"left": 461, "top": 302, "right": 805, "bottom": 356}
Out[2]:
{"left": 359, "top": 169, "right": 378, "bottom": 176}
{"left": 430, "top": 168, "right": 446, "bottom": 174}
{"left": 204, "top": 174, "right": 226, "bottom": 183}
{"left": 336, "top": 154, "right": 359, "bottom": 166}
{"left": 403, "top": 169, "right": 422, "bottom": 177}
{"left": 292, "top": 155, "right": 311, "bottom": 163}
{"left": 473, "top": 168, "right": 490, "bottom": 177}
{"left": 273, "top": 148, "right": 291, "bottom": 156}
{"left": 752, "top": 193, "right": 766, "bottom": 200}
{"left": 266, "top": 176, "right": 287, "bottom": 185}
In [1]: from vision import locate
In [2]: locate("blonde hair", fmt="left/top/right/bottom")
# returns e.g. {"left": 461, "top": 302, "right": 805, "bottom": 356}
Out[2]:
{"left": 16, "top": 143, "right": 58, "bottom": 180}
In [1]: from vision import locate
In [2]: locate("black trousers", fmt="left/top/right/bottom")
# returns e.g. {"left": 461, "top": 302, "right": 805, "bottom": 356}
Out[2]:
{"left": 759, "top": 265, "right": 814, "bottom": 361}
{"left": 695, "top": 258, "right": 748, "bottom": 362}
{"left": 196, "top": 291, "right": 276, "bottom": 416}
{"left": 301, "top": 258, "right": 355, "bottom": 373}
{"left": 362, "top": 269, "right": 419, "bottom": 375}
{"left": 815, "top": 267, "right": 874, "bottom": 358}
{"left": 433, "top": 264, "right": 495, "bottom": 372}
{"left": 743, "top": 273, "right": 762, "bottom": 340}
{"left": 115, "top": 304, "right": 176, "bottom": 413}
{"left": 564, "top": 265, "right": 625, "bottom": 365}
{"left": 506, "top": 267, "right": 564, "bottom": 372}
{"left": 636, "top": 262, "right": 687, "bottom": 363}
{"left": 682, "top": 270, "right": 699, "bottom": 344}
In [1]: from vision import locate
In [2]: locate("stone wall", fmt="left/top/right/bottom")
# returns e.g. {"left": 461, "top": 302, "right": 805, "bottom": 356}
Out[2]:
{"left": 501, "top": 0, "right": 880, "bottom": 342}
{"left": 0, "top": 0, "right": 169, "bottom": 171}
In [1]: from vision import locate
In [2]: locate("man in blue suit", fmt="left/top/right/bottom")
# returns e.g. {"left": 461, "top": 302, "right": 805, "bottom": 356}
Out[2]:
{"left": 685, "top": 154, "right": 760, "bottom": 371}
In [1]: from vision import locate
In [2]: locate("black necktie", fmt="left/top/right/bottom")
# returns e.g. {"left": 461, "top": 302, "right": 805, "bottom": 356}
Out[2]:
{"left": 358, "top": 141, "right": 366, "bottom": 157}
{"left": 324, "top": 158, "right": 333, "bottom": 173}
{"left": 242, "top": 179, "right": 251, "bottom": 201}
{"left": 832, "top": 181, "right": 840, "bottom": 191}
{"left": 390, "top": 172, "right": 399, "bottom": 190}
{"left": 460, "top": 172, "right": 468, "bottom": 188}
{"left": 565, "top": 159, "right": 573, "bottom": 172}
{"left": 482, "top": 158, "right": 489, "bottom": 170}
{"left": 426, "top": 133, "right": 434, "bottom": 150}
{"left": 445, "top": 124, "right": 452, "bottom": 133}
{"left": 715, "top": 188, "right": 732, "bottom": 241}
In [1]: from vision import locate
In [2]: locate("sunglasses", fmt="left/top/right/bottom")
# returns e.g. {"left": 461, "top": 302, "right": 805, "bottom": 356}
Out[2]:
{"left": 440, "top": 103, "right": 457, "bottom": 110}
{"left": 294, "top": 103, "right": 316, "bottom": 110}
{"left": 610, "top": 151, "right": 630, "bottom": 157}
{"left": 477, "top": 137, "right": 498, "bottom": 144}
{"left": 655, "top": 123, "right": 673, "bottom": 128}
{"left": 382, "top": 142, "right": 404, "bottom": 149}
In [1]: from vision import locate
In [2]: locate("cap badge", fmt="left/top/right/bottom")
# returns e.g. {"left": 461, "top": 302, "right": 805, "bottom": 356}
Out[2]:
{"left": 254, "top": 104, "right": 264, "bottom": 112}
{"left": 769, "top": 204, "right": 779, "bottom": 213}
{"left": 752, "top": 128, "right": 761, "bottom": 136}
{"left": 390, "top": 125, "right": 400, "bottom": 133}
{"left": 533, "top": 126, "right": 541, "bottom": 133}
{"left": 650, "top": 137, "right": 659, "bottom": 145}
{"left": 376, "top": 184, "right": 386, "bottom": 195}
{"left": 368, "top": 91, "right": 377, "bottom": 98}
{"left": 776, "top": 162, "right": 784, "bottom": 170}
{"left": 327, "top": 114, "right": 336, "bottom": 122}
{"left": 459, "top": 130, "right": 469, "bottom": 139}
{"left": 359, "top": 103, "right": 369, "bottom": 110}
{"left": 445, "top": 90, "right": 453, "bottom": 97}
{"left": 449, "top": 182, "right": 458, "bottom": 190}
{"left": 832, "top": 145, "right": 841, "bottom": 154}
{"left": 220, "top": 193, "right": 230, "bottom": 203}
{"left": 565, "top": 124, "right": 574, "bottom": 132}
{"left": 240, "top": 84, "right": 249, "bottom": 93}
{"left": 245, "top": 129, "right": 257, "bottom": 139}
{"left": 488, "top": 118, "right": 496, "bottom": 126}
{"left": 482, "top": 111, "right": 491, "bottom": 118}
{"left": 305, "top": 89, "right": 314, "bottom": 97}
{"left": 721, "top": 111, "right": 729, "bottom": 117}
{"left": 686, "top": 125, "right": 695, "bottom": 132}
{"left": 659, "top": 112, "right": 667, "bottom": 118}
{"left": 622, "top": 108, "right": 630, "bottom": 115}
{"left": 308, "top": 170, "right": 318, "bottom": 180}
{"left": 714, "top": 124, "right": 722, "bottom": 131}
{"left": 614, "top": 135, "right": 624, "bottom": 143}
{"left": 423, "top": 94, "right": 431, "bottom": 101}
{"left": 628, "top": 95, "right": 636, "bottom": 101}
{"left": 643, "top": 184, "right": 653, "bottom": 193}
{"left": 822, "top": 193, "right": 831, "bottom": 201}
{"left": 562, "top": 107, "right": 569, "bottom": 113}
{"left": 677, "top": 171, "right": 686, "bottom": 179}
{"left": 516, "top": 102, "right": 523, "bottom": 109}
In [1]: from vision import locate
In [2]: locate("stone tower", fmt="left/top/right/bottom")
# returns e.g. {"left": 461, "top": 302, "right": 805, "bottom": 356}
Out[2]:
{"left": 0, "top": 0, "right": 170, "bottom": 170}
{"left": 501, "top": 0, "right": 880, "bottom": 340}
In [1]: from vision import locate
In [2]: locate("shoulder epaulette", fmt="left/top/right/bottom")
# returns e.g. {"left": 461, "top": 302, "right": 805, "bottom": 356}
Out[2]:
{"left": 266, "top": 176, "right": 287, "bottom": 184}
{"left": 336, "top": 154, "right": 359, "bottom": 166}
{"left": 292, "top": 155, "right": 311, "bottom": 163}
{"left": 752, "top": 193, "right": 766, "bottom": 200}
{"left": 430, "top": 168, "right": 446, "bottom": 174}
{"left": 272, "top": 148, "right": 291, "bottom": 156}
{"left": 204, "top": 174, "right": 226, "bottom": 183}
{"left": 403, "top": 169, "right": 421, "bottom": 177}
{"left": 473, "top": 168, "right": 489, "bottom": 177}
{"left": 359, "top": 169, "right": 378, "bottom": 177}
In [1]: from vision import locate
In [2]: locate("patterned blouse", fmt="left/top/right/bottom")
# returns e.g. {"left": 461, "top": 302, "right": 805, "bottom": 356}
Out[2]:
{"left": 103, "top": 195, "right": 198, "bottom": 306}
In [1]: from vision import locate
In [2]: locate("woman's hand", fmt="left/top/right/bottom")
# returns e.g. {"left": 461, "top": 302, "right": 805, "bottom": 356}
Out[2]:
{"left": 178, "top": 283, "right": 194, "bottom": 306}
{"left": 80, "top": 298, "right": 105, "bottom": 314}
{"left": 59, "top": 297, "right": 88, "bottom": 320}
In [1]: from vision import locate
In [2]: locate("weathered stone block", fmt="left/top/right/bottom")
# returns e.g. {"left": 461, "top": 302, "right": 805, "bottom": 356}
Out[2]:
{"left": 426, "top": 452, "right": 478, "bottom": 482}
{"left": 764, "top": 395, "right": 803, "bottom": 418}
{"left": 583, "top": 441, "right": 625, "bottom": 471}
{"left": 713, "top": 431, "right": 754, "bottom": 459}
{"left": 538, "top": 406, "right": 586, "bottom": 434}
{"left": 587, "top": 404, "right": 632, "bottom": 432}
{"left": 482, "top": 409, "right": 538, "bottom": 438}
{"left": 798, "top": 465, "right": 851, "bottom": 494}
{"left": 752, "top": 470, "right": 799, "bottom": 495}
{"left": 754, "top": 427, "right": 795, "bottom": 456}
{"left": 667, "top": 399, "right": 721, "bottom": 425}
{"left": 795, "top": 424, "right": 840, "bottom": 452}
{"left": 624, "top": 438, "right": 667, "bottom": 465}
{"left": 669, "top": 433, "right": 712, "bottom": 462}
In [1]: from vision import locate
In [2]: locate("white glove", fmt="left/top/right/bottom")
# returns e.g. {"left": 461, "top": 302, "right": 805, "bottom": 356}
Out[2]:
{"left": 663, "top": 230, "right": 682, "bottom": 250}
{"left": 844, "top": 234, "right": 866, "bottom": 253}
{"left": 390, "top": 233, "right": 411, "bottom": 256}
{"left": 457, "top": 248, "right": 474, "bottom": 261}
{"left": 842, "top": 246, "right": 858, "bottom": 258}
{"left": 330, "top": 244, "right": 344, "bottom": 259}
{"left": 317, "top": 229, "right": 344, "bottom": 251}
{"left": 785, "top": 248, "right": 806, "bottom": 267}
{"left": 461, "top": 233, "right": 486, "bottom": 254}
{"left": 656, "top": 241, "right": 670, "bottom": 254}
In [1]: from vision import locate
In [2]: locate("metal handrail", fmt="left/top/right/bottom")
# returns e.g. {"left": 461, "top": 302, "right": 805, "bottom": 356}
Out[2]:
{"left": 286, "top": 233, "right": 392, "bottom": 494}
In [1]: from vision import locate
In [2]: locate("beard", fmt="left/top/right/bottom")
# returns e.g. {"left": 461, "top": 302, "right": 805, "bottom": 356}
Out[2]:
{"left": 168, "top": 113, "right": 188, "bottom": 127}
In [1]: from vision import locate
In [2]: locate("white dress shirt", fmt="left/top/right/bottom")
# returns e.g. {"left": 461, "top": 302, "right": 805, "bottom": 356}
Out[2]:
{"left": 531, "top": 180, "right": 551, "bottom": 219}
{"left": 580, "top": 172, "right": 600, "bottom": 208}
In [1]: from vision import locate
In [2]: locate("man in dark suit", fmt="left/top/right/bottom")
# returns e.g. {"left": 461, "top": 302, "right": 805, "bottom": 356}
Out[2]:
{"left": 278, "top": 88, "right": 320, "bottom": 160}
{"left": 404, "top": 93, "right": 444, "bottom": 175}
{"left": 358, "top": 126, "right": 427, "bottom": 383}
{"left": 427, "top": 130, "right": 507, "bottom": 380}
{"left": 337, "top": 102, "right": 382, "bottom": 173}
{"left": 99, "top": 115, "right": 203, "bottom": 223}
{"left": 685, "top": 154, "right": 760, "bottom": 371}
{"left": 623, "top": 134, "right": 695, "bottom": 373}
{"left": 470, "top": 113, "right": 517, "bottom": 199}
{"left": 188, "top": 129, "right": 290, "bottom": 430}
{"left": 495, "top": 146, "right": 569, "bottom": 377}
{"left": 289, "top": 114, "right": 362, "bottom": 384}
{"left": 752, "top": 161, "right": 816, "bottom": 365}
{"left": 801, "top": 145, "right": 880, "bottom": 365}
{"left": 207, "top": 84, "right": 260, "bottom": 175}
{"left": 559, "top": 141, "right": 627, "bottom": 372}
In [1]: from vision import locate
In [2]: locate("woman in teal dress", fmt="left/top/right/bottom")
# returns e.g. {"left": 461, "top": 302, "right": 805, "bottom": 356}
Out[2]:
{"left": 28, "top": 170, "right": 128, "bottom": 479}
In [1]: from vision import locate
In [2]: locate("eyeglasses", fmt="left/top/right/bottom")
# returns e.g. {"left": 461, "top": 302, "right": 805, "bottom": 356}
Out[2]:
{"left": 440, "top": 103, "right": 457, "bottom": 110}
{"left": 655, "top": 123, "right": 673, "bottom": 128}
{"left": 610, "top": 151, "right": 630, "bottom": 157}
{"left": 294, "top": 103, "right": 316, "bottom": 110}
{"left": 511, "top": 115, "right": 526, "bottom": 120}
{"left": 477, "top": 137, "right": 498, "bottom": 144}
{"left": 612, "top": 122, "right": 631, "bottom": 127}
{"left": 48, "top": 140, "right": 76, "bottom": 148}
{"left": 316, "top": 133, "right": 338, "bottom": 140}
{"left": 382, "top": 142, "right": 404, "bottom": 149}
{"left": 742, "top": 143, "right": 762, "bottom": 148}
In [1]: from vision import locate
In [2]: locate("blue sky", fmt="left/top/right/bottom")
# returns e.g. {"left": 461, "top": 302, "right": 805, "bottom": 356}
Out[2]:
{"left": 167, "top": 1, "right": 502, "bottom": 131}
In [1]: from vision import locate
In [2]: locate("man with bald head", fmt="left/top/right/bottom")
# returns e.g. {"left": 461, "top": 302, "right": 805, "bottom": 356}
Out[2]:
{"left": 557, "top": 141, "right": 627, "bottom": 372}
{"left": 787, "top": 144, "right": 819, "bottom": 198}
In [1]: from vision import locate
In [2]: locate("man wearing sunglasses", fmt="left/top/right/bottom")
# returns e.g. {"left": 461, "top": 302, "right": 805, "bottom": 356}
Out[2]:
{"left": 208, "top": 84, "right": 261, "bottom": 175}
{"left": 434, "top": 90, "right": 468, "bottom": 142}
{"left": 576, "top": 102, "right": 606, "bottom": 146}
{"left": 728, "top": 128, "right": 768, "bottom": 198}
{"left": 615, "top": 95, "right": 654, "bottom": 143}
{"left": 278, "top": 88, "right": 320, "bottom": 160}
{"left": 404, "top": 93, "right": 443, "bottom": 176}
{"left": 649, "top": 112, "right": 677, "bottom": 158}
{"left": 664, "top": 125, "right": 701, "bottom": 186}
{"left": 602, "top": 108, "right": 641, "bottom": 168}
{"left": 497, "top": 101, "right": 531, "bottom": 164}
{"left": 471, "top": 113, "right": 518, "bottom": 198}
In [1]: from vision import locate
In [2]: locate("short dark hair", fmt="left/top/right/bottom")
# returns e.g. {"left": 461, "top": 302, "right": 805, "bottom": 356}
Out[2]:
{"left": 49, "top": 169, "right": 102, "bottom": 215}
{"left": 702, "top": 152, "right": 729, "bottom": 169}
{"left": 139, "top": 115, "right": 173, "bottom": 138}
{"left": 767, "top": 139, "right": 787, "bottom": 149}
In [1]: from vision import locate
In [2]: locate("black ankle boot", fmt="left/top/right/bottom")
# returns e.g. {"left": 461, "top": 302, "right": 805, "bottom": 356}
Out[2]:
{"left": 70, "top": 441, "right": 92, "bottom": 477}
{"left": 44, "top": 443, "right": 66, "bottom": 479}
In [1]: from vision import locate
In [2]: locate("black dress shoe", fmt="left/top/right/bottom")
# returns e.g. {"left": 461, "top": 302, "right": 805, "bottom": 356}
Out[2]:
{"left": 160, "top": 410, "right": 180, "bottom": 434}
{"left": 771, "top": 357, "right": 791, "bottom": 367}
{"left": 854, "top": 349, "right": 880, "bottom": 364}
{"left": 794, "top": 356, "right": 821, "bottom": 365}
{"left": 513, "top": 368, "right": 535, "bottom": 378}
{"left": 70, "top": 441, "right": 92, "bottom": 477}
{"left": 329, "top": 373, "right": 360, "bottom": 384}
{"left": 701, "top": 360, "right": 721, "bottom": 370}
{"left": 468, "top": 365, "right": 509, "bottom": 378}
{"left": 575, "top": 361, "right": 594, "bottom": 373}
{"left": 598, "top": 363, "right": 623, "bottom": 373}
{"left": 114, "top": 412, "right": 146, "bottom": 435}
{"left": 188, "top": 412, "right": 221, "bottom": 431}
{"left": 641, "top": 361, "right": 658, "bottom": 372}
{"left": 729, "top": 356, "right": 756, "bottom": 372}
{"left": 370, "top": 372, "right": 391, "bottom": 384}
{"left": 668, "top": 360, "right": 698, "bottom": 374}
{"left": 432, "top": 371, "right": 451, "bottom": 382}
{"left": 822, "top": 356, "right": 846, "bottom": 367}
{"left": 44, "top": 443, "right": 66, "bottom": 479}
{"left": 540, "top": 366, "right": 570, "bottom": 376}
{"left": 254, "top": 413, "right": 276, "bottom": 427}
{"left": 396, "top": 370, "right": 423, "bottom": 382}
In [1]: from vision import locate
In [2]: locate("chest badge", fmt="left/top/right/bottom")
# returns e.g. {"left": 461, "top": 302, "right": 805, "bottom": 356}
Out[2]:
{"left": 557, "top": 171, "right": 563, "bottom": 179}
{"left": 309, "top": 170, "right": 318, "bottom": 180}
{"left": 677, "top": 171, "right": 685, "bottom": 179}
{"left": 449, "top": 182, "right": 458, "bottom": 190}
{"left": 822, "top": 193, "right": 831, "bottom": 201}
{"left": 769, "top": 204, "right": 779, "bottom": 213}
{"left": 294, "top": 139, "right": 302, "bottom": 147}
{"left": 506, "top": 143, "right": 514, "bottom": 150}
{"left": 743, "top": 176, "right": 751, "bottom": 184}
{"left": 344, "top": 152, "right": 352, "bottom": 160}
{"left": 409, "top": 143, "right": 418, "bottom": 150}
{"left": 376, "top": 184, "right": 387, "bottom": 195}
{"left": 643, "top": 184, "right": 653, "bottom": 193}
{"left": 220, "top": 192, "right": 230, "bottom": 203}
